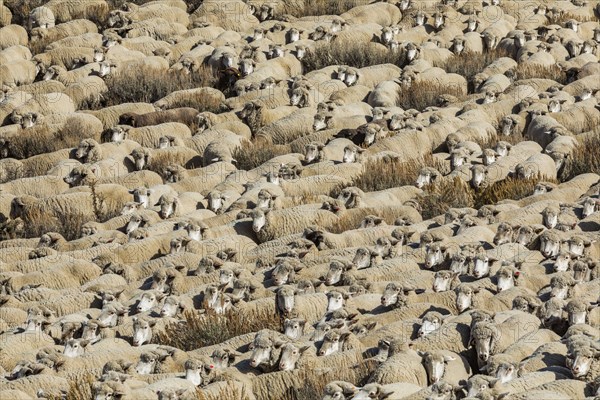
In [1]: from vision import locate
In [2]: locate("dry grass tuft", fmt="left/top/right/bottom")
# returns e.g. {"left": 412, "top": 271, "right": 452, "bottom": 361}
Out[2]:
{"left": 11, "top": 120, "right": 89, "bottom": 163}
{"left": 302, "top": 41, "right": 406, "bottom": 73}
{"left": 419, "top": 178, "right": 475, "bottom": 220}
{"left": 560, "top": 132, "right": 600, "bottom": 182}
{"left": 293, "top": 0, "right": 369, "bottom": 17}
{"left": 20, "top": 208, "right": 88, "bottom": 241}
{"left": 353, "top": 155, "right": 446, "bottom": 193}
{"left": 473, "top": 176, "right": 549, "bottom": 209}
{"left": 515, "top": 63, "right": 568, "bottom": 85}
{"left": 233, "top": 141, "right": 291, "bottom": 171}
{"left": 102, "top": 67, "right": 219, "bottom": 110}
{"left": 63, "top": 374, "right": 95, "bottom": 400}
{"left": 397, "top": 79, "right": 466, "bottom": 111}
{"left": 156, "top": 309, "right": 280, "bottom": 351}
{"left": 441, "top": 49, "right": 511, "bottom": 93}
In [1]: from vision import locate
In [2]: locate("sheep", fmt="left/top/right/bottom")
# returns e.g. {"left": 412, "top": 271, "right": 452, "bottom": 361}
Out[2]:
{"left": 28, "top": 6, "right": 55, "bottom": 29}
{"left": 119, "top": 108, "right": 199, "bottom": 128}
{"left": 30, "top": 19, "right": 99, "bottom": 49}
{"left": 0, "top": 25, "right": 28, "bottom": 50}
{"left": 249, "top": 207, "right": 339, "bottom": 243}
{"left": 470, "top": 313, "right": 542, "bottom": 369}
{"left": 417, "top": 350, "right": 472, "bottom": 386}
{"left": 10, "top": 93, "right": 76, "bottom": 123}
{"left": 0, "top": 60, "right": 37, "bottom": 88}
{"left": 82, "top": 103, "right": 157, "bottom": 130}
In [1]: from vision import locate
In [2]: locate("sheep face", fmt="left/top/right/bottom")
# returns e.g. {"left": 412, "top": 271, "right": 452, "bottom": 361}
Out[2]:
{"left": 132, "top": 318, "right": 154, "bottom": 347}
{"left": 304, "top": 143, "right": 323, "bottom": 164}
{"left": 185, "top": 359, "right": 210, "bottom": 386}
{"left": 566, "top": 302, "right": 587, "bottom": 325}
{"left": 352, "top": 383, "right": 394, "bottom": 400}
{"left": 318, "top": 331, "right": 346, "bottom": 356}
{"left": 353, "top": 247, "right": 371, "bottom": 270}
{"left": 158, "top": 197, "right": 177, "bottom": 219}
{"left": 539, "top": 231, "right": 560, "bottom": 258}
{"left": 250, "top": 209, "right": 269, "bottom": 232}
{"left": 207, "top": 291, "right": 233, "bottom": 314}
{"left": 425, "top": 243, "right": 445, "bottom": 269}
{"left": 238, "top": 59, "right": 254, "bottom": 76}
{"left": 278, "top": 342, "right": 308, "bottom": 371}
{"left": 249, "top": 338, "right": 273, "bottom": 368}
{"left": 312, "top": 113, "right": 330, "bottom": 131}
{"left": 135, "top": 352, "right": 158, "bottom": 375}
{"left": 326, "top": 291, "right": 346, "bottom": 312}
{"left": 416, "top": 168, "right": 438, "bottom": 188}
{"left": 324, "top": 261, "right": 346, "bottom": 285}
{"left": 470, "top": 165, "right": 487, "bottom": 189}
{"left": 381, "top": 283, "right": 403, "bottom": 307}
{"left": 276, "top": 286, "right": 295, "bottom": 315}
{"left": 495, "top": 362, "right": 517, "bottom": 383}
{"left": 433, "top": 271, "right": 456, "bottom": 292}
{"left": 418, "top": 315, "right": 442, "bottom": 338}
{"left": 97, "top": 306, "right": 119, "bottom": 328}
{"left": 64, "top": 339, "right": 89, "bottom": 358}
{"left": 81, "top": 321, "right": 101, "bottom": 344}
{"left": 24, "top": 317, "right": 45, "bottom": 333}
{"left": 572, "top": 261, "right": 590, "bottom": 283}
{"left": 482, "top": 148, "right": 498, "bottom": 166}
{"left": 550, "top": 276, "right": 571, "bottom": 300}
{"left": 565, "top": 236, "right": 587, "bottom": 257}
{"left": 283, "top": 318, "right": 306, "bottom": 340}
{"left": 473, "top": 254, "right": 492, "bottom": 278}
{"left": 420, "top": 352, "right": 455, "bottom": 384}
{"left": 449, "top": 254, "right": 468, "bottom": 275}
{"left": 121, "top": 202, "right": 143, "bottom": 215}
{"left": 455, "top": 286, "right": 475, "bottom": 313}
{"left": 553, "top": 252, "right": 571, "bottom": 272}
{"left": 569, "top": 348, "right": 597, "bottom": 378}
{"left": 496, "top": 267, "right": 517, "bottom": 292}
{"left": 493, "top": 223, "right": 513, "bottom": 246}
{"left": 581, "top": 198, "right": 598, "bottom": 218}
{"left": 136, "top": 291, "right": 163, "bottom": 313}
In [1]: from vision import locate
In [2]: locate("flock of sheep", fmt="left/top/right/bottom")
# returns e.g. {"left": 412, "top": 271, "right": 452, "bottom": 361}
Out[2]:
{"left": 0, "top": 0, "right": 599, "bottom": 399}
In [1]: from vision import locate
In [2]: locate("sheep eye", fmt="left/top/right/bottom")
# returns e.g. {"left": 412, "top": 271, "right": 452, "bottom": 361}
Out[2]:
{"left": 481, "top": 384, "right": 487, "bottom": 389}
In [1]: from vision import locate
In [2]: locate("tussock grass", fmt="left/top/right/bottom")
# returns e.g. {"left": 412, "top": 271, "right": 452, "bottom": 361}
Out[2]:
{"left": 560, "top": 132, "right": 600, "bottom": 182}
{"left": 353, "top": 155, "right": 446, "bottom": 193}
{"left": 473, "top": 176, "right": 551, "bottom": 209}
{"left": 418, "top": 177, "right": 475, "bottom": 220}
{"left": 233, "top": 141, "right": 291, "bottom": 171}
{"left": 20, "top": 208, "right": 88, "bottom": 241}
{"left": 302, "top": 41, "right": 406, "bottom": 73}
{"left": 293, "top": 0, "right": 369, "bottom": 17}
{"left": 63, "top": 375, "right": 95, "bottom": 400}
{"left": 397, "top": 79, "right": 466, "bottom": 111}
{"left": 441, "top": 49, "right": 511, "bottom": 93}
{"left": 515, "top": 63, "right": 568, "bottom": 85}
{"left": 102, "top": 67, "right": 219, "bottom": 109}
{"left": 156, "top": 309, "right": 280, "bottom": 351}
{"left": 11, "top": 120, "right": 87, "bottom": 163}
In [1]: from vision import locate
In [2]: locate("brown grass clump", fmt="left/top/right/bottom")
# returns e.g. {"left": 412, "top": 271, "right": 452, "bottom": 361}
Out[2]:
{"left": 441, "top": 49, "right": 511, "bottom": 93}
{"left": 302, "top": 41, "right": 406, "bottom": 73}
{"left": 473, "top": 176, "right": 549, "bottom": 209}
{"left": 102, "top": 67, "right": 219, "bottom": 110}
{"left": 560, "top": 132, "right": 600, "bottom": 182}
{"left": 63, "top": 374, "right": 95, "bottom": 400}
{"left": 353, "top": 155, "right": 446, "bottom": 193}
{"left": 156, "top": 309, "right": 280, "bottom": 351}
{"left": 514, "top": 63, "right": 568, "bottom": 85}
{"left": 233, "top": 141, "right": 291, "bottom": 171}
{"left": 397, "top": 79, "right": 466, "bottom": 111}
{"left": 419, "top": 178, "right": 475, "bottom": 220}
{"left": 11, "top": 120, "right": 88, "bottom": 163}
{"left": 293, "top": 0, "right": 369, "bottom": 17}
{"left": 20, "top": 207, "right": 88, "bottom": 241}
